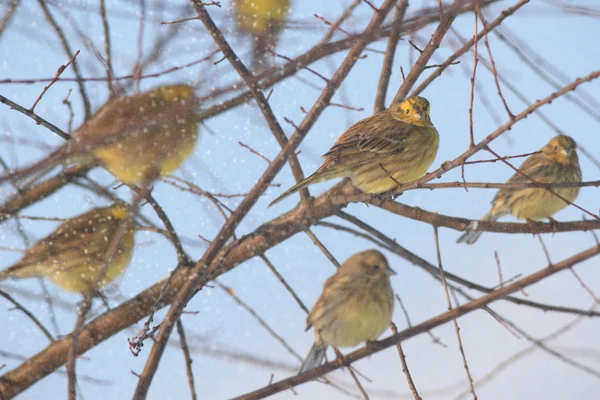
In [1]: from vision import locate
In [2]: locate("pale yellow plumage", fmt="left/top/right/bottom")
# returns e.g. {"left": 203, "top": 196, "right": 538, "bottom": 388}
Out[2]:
{"left": 299, "top": 250, "right": 395, "bottom": 373}
{"left": 269, "top": 96, "right": 439, "bottom": 207}
{"left": 0, "top": 204, "right": 135, "bottom": 292}
{"left": 457, "top": 135, "right": 582, "bottom": 244}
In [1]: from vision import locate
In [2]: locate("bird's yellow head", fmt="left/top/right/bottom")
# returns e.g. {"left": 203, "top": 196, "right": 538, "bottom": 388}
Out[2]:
{"left": 341, "top": 250, "right": 396, "bottom": 278}
{"left": 150, "top": 84, "right": 196, "bottom": 103}
{"left": 390, "top": 96, "right": 433, "bottom": 127}
{"left": 109, "top": 203, "right": 131, "bottom": 220}
{"left": 542, "top": 135, "right": 578, "bottom": 165}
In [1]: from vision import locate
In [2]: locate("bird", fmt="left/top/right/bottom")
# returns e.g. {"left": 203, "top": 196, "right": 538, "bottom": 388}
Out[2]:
{"left": 0, "top": 204, "right": 136, "bottom": 292}
{"left": 233, "top": 0, "right": 291, "bottom": 69}
{"left": 0, "top": 84, "right": 200, "bottom": 187}
{"left": 457, "top": 134, "right": 582, "bottom": 245}
{"left": 269, "top": 96, "right": 439, "bottom": 207}
{"left": 299, "top": 249, "right": 395, "bottom": 374}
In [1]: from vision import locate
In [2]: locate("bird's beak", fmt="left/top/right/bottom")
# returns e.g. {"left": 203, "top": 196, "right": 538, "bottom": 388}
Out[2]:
{"left": 561, "top": 148, "right": 568, "bottom": 157}
{"left": 386, "top": 266, "right": 397, "bottom": 276}
{"left": 413, "top": 113, "right": 422, "bottom": 120}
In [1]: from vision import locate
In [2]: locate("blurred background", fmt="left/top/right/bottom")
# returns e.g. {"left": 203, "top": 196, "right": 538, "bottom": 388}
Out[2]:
{"left": 1, "top": 0, "right": 599, "bottom": 399}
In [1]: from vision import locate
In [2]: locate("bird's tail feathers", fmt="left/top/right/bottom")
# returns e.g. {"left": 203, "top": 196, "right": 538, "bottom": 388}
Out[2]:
{"left": 0, "top": 145, "right": 91, "bottom": 188}
{"left": 0, "top": 147, "right": 67, "bottom": 188}
{"left": 268, "top": 172, "right": 328, "bottom": 208}
{"left": 0, "top": 263, "right": 41, "bottom": 281}
{"left": 456, "top": 209, "right": 502, "bottom": 245}
{"left": 299, "top": 341, "right": 327, "bottom": 374}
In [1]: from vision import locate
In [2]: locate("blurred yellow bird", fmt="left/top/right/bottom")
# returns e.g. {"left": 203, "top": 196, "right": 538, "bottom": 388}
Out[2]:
{"left": 269, "top": 96, "right": 439, "bottom": 207}
{"left": 457, "top": 135, "right": 582, "bottom": 244}
{"left": 234, "top": 0, "right": 291, "bottom": 69}
{"left": 299, "top": 249, "right": 395, "bottom": 373}
{"left": 0, "top": 204, "right": 135, "bottom": 292}
{"left": 1, "top": 84, "right": 199, "bottom": 186}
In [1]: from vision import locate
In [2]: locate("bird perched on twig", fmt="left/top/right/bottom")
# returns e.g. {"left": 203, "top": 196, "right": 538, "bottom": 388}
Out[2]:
{"left": 269, "top": 96, "right": 439, "bottom": 207}
{"left": 299, "top": 249, "right": 395, "bottom": 373}
{"left": 233, "top": 0, "right": 291, "bottom": 70}
{"left": 0, "top": 84, "right": 200, "bottom": 187}
{"left": 0, "top": 204, "right": 136, "bottom": 292}
{"left": 457, "top": 134, "right": 582, "bottom": 245}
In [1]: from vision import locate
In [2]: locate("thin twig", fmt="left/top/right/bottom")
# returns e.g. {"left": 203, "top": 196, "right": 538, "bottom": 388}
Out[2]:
{"left": 0, "top": 94, "right": 71, "bottom": 140}
{"left": 216, "top": 281, "right": 302, "bottom": 361}
{"left": 390, "top": 323, "right": 421, "bottom": 400}
{"left": 412, "top": 0, "right": 530, "bottom": 96}
{"left": 0, "top": 289, "right": 54, "bottom": 342}
{"left": 393, "top": 0, "right": 468, "bottom": 102}
{"left": 37, "top": 0, "right": 91, "bottom": 119}
{"left": 318, "top": 0, "right": 361, "bottom": 44}
{"left": 260, "top": 255, "right": 310, "bottom": 314}
{"left": 303, "top": 228, "right": 341, "bottom": 268}
{"left": 332, "top": 347, "right": 370, "bottom": 400}
{"left": 468, "top": 4, "right": 479, "bottom": 147}
{"left": 176, "top": 319, "right": 198, "bottom": 400}
{"left": 374, "top": 0, "right": 408, "bottom": 112}
{"left": 99, "top": 0, "right": 115, "bottom": 95}
{"left": 433, "top": 227, "right": 477, "bottom": 399}
{"left": 30, "top": 50, "right": 80, "bottom": 112}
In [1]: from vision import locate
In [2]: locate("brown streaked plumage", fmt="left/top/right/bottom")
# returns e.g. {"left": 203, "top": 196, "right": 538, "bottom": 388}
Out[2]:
{"left": 457, "top": 135, "right": 582, "bottom": 245}
{"left": 269, "top": 96, "right": 439, "bottom": 207}
{"left": 299, "top": 250, "right": 395, "bottom": 373}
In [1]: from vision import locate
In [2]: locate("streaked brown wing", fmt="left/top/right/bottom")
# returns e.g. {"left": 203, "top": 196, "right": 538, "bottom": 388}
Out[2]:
{"left": 306, "top": 272, "right": 354, "bottom": 331}
{"left": 18, "top": 213, "right": 115, "bottom": 268}
{"left": 322, "top": 111, "right": 411, "bottom": 170}
{"left": 494, "top": 154, "right": 562, "bottom": 204}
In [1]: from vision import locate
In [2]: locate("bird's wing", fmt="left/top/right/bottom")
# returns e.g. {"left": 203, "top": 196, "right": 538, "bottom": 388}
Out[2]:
{"left": 75, "top": 93, "right": 183, "bottom": 149}
{"left": 17, "top": 212, "right": 116, "bottom": 268}
{"left": 492, "top": 154, "right": 561, "bottom": 205}
{"left": 507, "top": 155, "right": 553, "bottom": 183}
{"left": 306, "top": 272, "right": 354, "bottom": 331}
{"left": 321, "top": 112, "right": 413, "bottom": 170}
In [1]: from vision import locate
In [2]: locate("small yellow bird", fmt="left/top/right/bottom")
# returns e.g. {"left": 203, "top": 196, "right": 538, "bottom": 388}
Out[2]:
{"left": 0, "top": 204, "right": 135, "bottom": 292}
{"left": 1, "top": 84, "right": 199, "bottom": 186}
{"left": 269, "top": 96, "right": 439, "bottom": 207}
{"left": 457, "top": 135, "right": 582, "bottom": 244}
{"left": 233, "top": 0, "right": 291, "bottom": 69}
{"left": 299, "top": 249, "right": 395, "bottom": 373}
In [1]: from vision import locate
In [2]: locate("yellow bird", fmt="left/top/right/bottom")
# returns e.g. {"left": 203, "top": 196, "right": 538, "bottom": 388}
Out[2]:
{"left": 269, "top": 96, "right": 439, "bottom": 207}
{"left": 299, "top": 250, "right": 395, "bottom": 373}
{"left": 0, "top": 204, "right": 135, "bottom": 292}
{"left": 457, "top": 135, "right": 582, "bottom": 244}
{"left": 234, "top": 0, "right": 291, "bottom": 69}
{"left": 1, "top": 84, "right": 199, "bottom": 186}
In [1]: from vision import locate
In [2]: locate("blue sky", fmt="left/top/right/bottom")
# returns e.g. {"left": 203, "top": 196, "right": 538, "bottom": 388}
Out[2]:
{"left": 1, "top": 1, "right": 599, "bottom": 399}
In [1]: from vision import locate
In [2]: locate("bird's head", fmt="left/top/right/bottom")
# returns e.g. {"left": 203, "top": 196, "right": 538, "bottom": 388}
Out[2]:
{"left": 543, "top": 135, "right": 578, "bottom": 165}
{"left": 342, "top": 250, "right": 396, "bottom": 278}
{"left": 390, "top": 96, "right": 433, "bottom": 127}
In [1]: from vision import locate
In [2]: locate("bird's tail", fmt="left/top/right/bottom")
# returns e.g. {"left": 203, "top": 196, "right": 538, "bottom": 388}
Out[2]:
{"left": 0, "top": 146, "right": 83, "bottom": 188}
{"left": 0, "top": 262, "right": 40, "bottom": 281}
{"left": 299, "top": 341, "right": 327, "bottom": 374}
{"left": 268, "top": 172, "right": 328, "bottom": 208}
{"left": 456, "top": 209, "right": 501, "bottom": 245}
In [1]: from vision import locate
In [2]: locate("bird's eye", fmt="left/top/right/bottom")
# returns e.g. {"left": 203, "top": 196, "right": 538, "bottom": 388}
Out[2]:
{"left": 373, "top": 264, "right": 380, "bottom": 270}
{"left": 553, "top": 145, "right": 558, "bottom": 151}
{"left": 405, "top": 109, "right": 410, "bottom": 114}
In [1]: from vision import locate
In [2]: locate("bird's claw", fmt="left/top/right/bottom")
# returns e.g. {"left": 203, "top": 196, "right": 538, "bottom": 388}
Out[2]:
{"left": 526, "top": 219, "right": 541, "bottom": 236}
{"left": 548, "top": 217, "right": 559, "bottom": 234}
